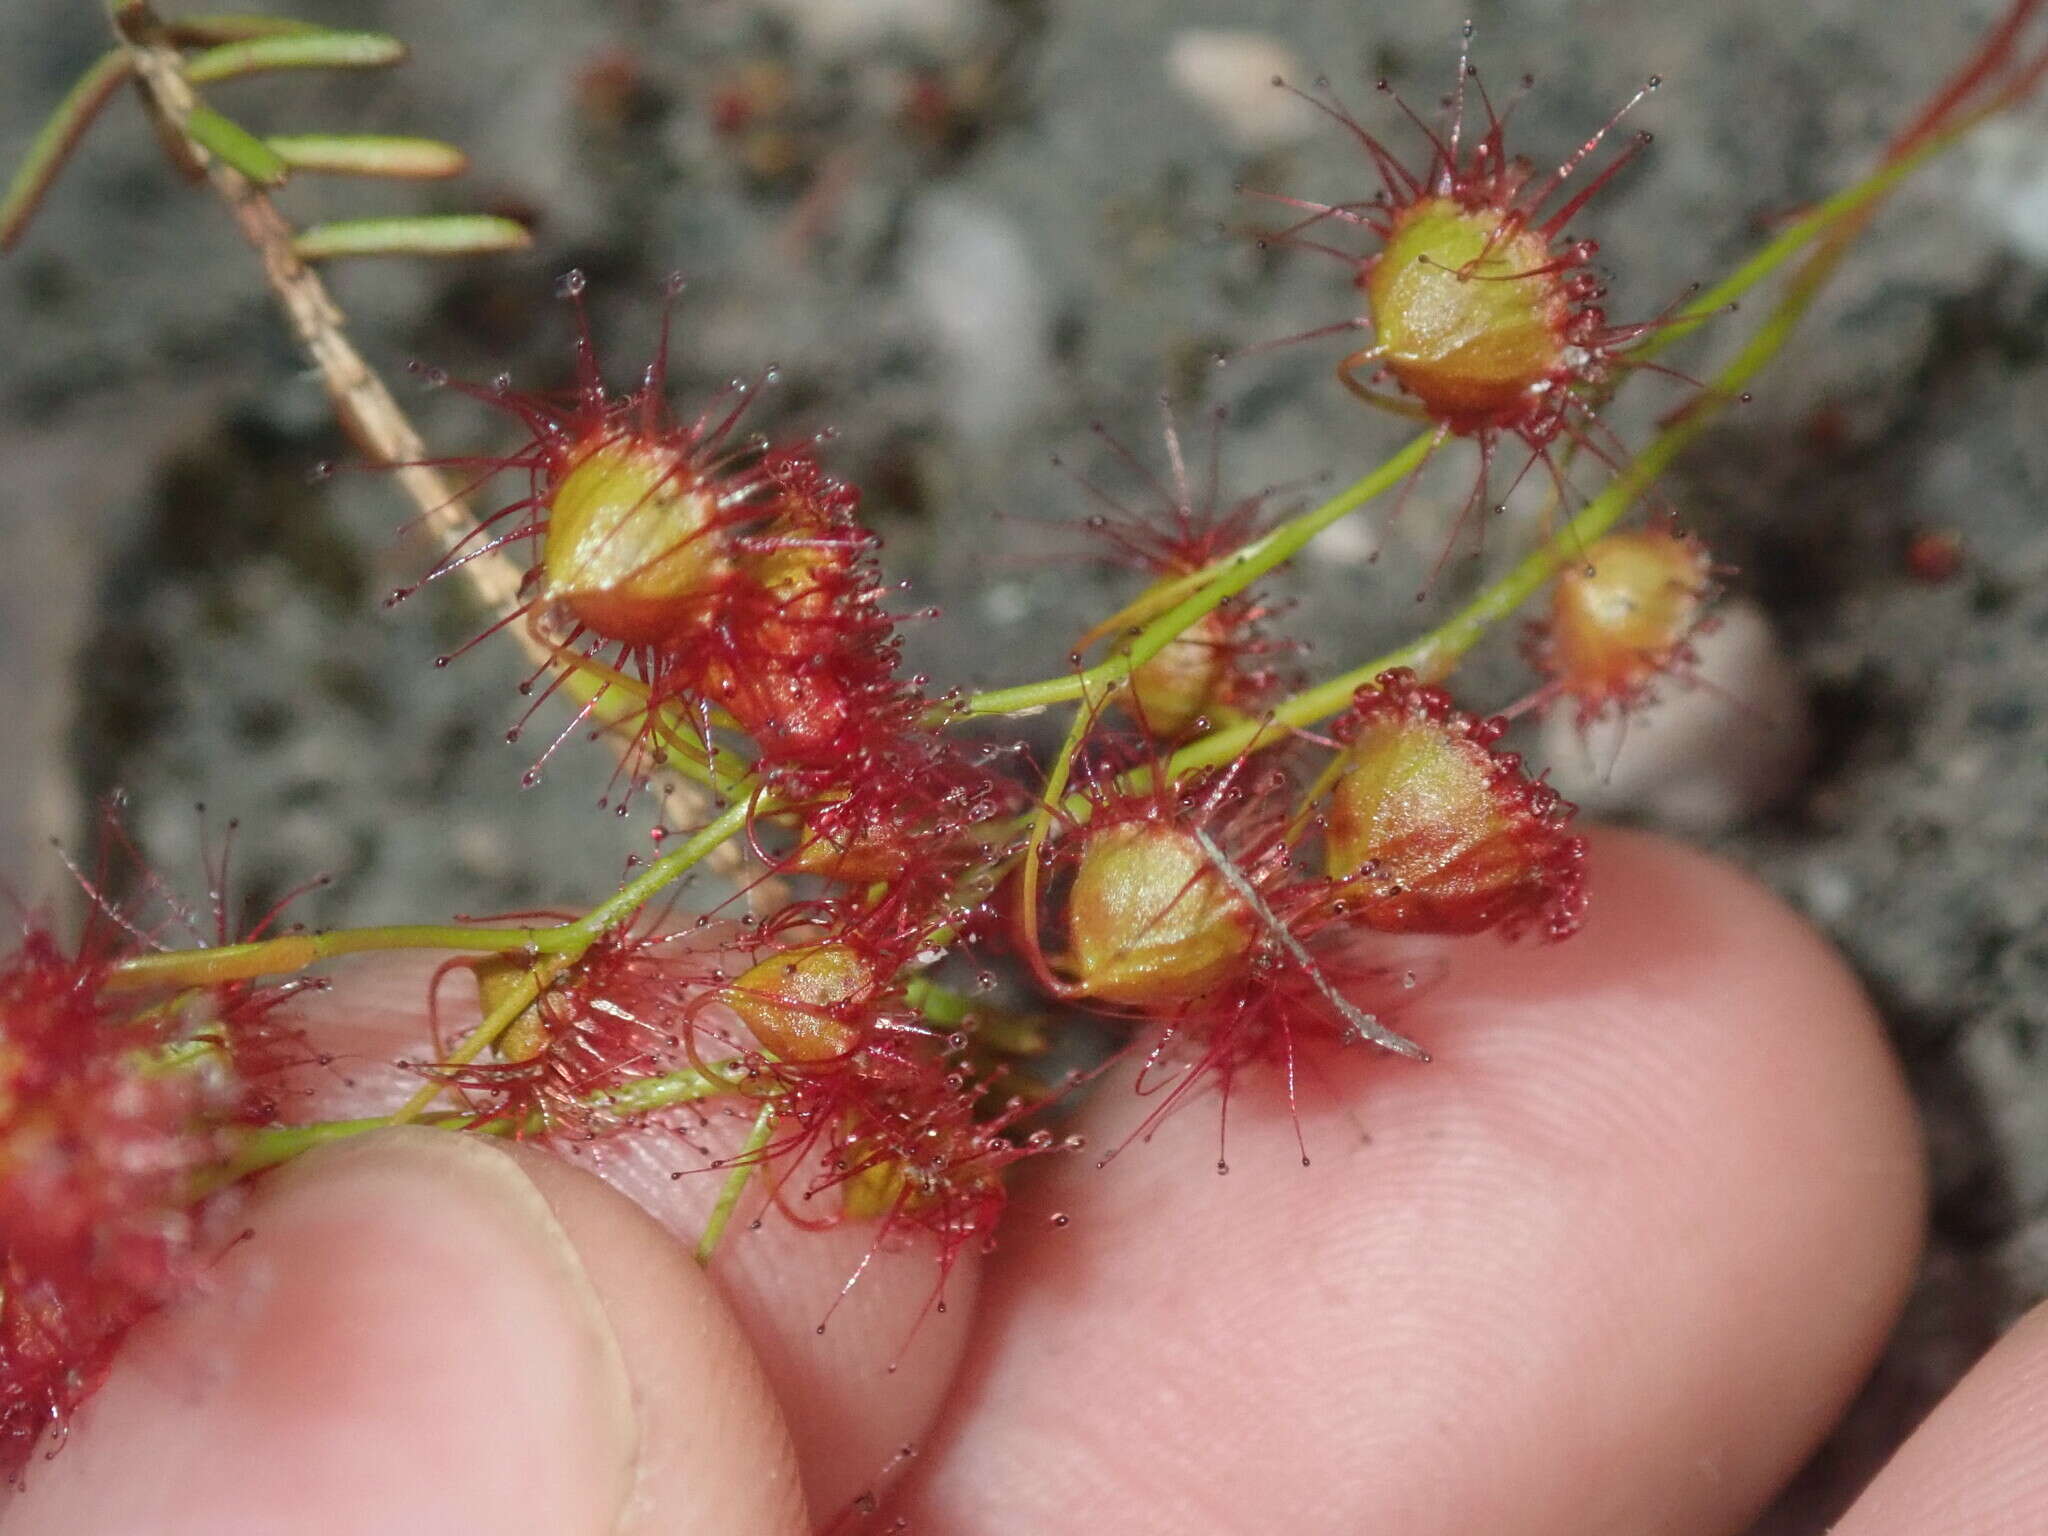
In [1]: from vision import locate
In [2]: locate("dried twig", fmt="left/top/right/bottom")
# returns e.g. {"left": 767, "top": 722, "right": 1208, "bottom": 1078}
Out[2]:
{"left": 109, "top": 8, "right": 759, "bottom": 889}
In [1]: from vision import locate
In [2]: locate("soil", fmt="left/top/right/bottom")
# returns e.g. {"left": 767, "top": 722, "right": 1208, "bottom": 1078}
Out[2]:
{"left": 2, "top": 2, "right": 2043, "bottom": 1527}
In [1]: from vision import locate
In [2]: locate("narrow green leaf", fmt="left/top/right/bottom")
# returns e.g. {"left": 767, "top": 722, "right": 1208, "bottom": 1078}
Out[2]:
{"left": 164, "top": 13, "right": 325, "bottom": 46}
{"left": 183, "top": 105, "right": 289, "bottom": 185}
{"left": 185, "top": 31, "right": 408, "bottom": 84}
{"left": 264, "top": 133, "right": 468, "bottom": 180}
{"left": 292, "top": 214, "right": 532, "bottom": 261}
{"left": 0, "top": 50, "right": 134, "bottom": 252}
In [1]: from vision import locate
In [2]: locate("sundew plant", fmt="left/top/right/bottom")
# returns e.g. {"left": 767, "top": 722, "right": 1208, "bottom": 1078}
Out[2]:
{"left": 1, "top": 0, "right": 2045, "bottom": 1525}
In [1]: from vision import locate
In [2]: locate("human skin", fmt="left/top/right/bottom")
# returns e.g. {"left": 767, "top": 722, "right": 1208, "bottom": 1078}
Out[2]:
{"left": 2, "top": 829, "right": 2034, "bottom": 1534}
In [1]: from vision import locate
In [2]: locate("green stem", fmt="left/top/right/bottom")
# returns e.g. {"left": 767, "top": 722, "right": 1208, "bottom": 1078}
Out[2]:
{"left": 563, "top": 797, "right": 764, "bottom": 943}
{"left": 108, "top": 922, "right": 564, "bottom": 991}
{"left": 1014, "top": 691, "right": 1100, "bottom": 989}
{"left": 953, "top": 109, "right": 1979, "bottom": 732}
{"left": 955, "top": 431, "right": 1439, "bottom": 718}
{"left": 215, "top": 1114, "right": 396, "bottom": 1186}
{"left": 1635, "top": 116, "right": 1977, "bottom": 364}
{"left": 1148, "top": 99, "right": 2018, "bottom": 790}
{"left": 585, "top": 1063, "right": 748, "bottom": 1119}
{"left": 388, "top": 956, "right": 563, "bottom": 1123}
{"left": 386, "top": 801, "right": 764, "bottom": 1123}
{"left": 113, "top": 796, "right": 765, "bottom": 994}
{"left": 1162, "top": 183, "right": 1898, "bottom": 784}
{"left": 696, "top": 1103, "right": 778, "bottom": 1265}
{"left": 213, "top": 1061, "right": 741, "bottom": 1189}
{"left": 556, "top": 653, "right": 757, "bottom": 797}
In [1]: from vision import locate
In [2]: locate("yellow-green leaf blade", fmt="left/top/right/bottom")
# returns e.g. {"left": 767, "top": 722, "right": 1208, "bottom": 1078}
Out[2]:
{"left": 0, "top": 50, "right": 134, "bottom": 252}
{"left": 164, "top": 12, "right": 326, "bottom": 46}
{"left": 185, "top": 30, "right": 407, "bottom": 84}
{"left": 183, "top": 104, "right": 288, "bottom": 185}
{"left": 292, "top": 214, "right": 532, "bottom": 261}
{"left": 264, "top": 133, "right": 468, "bottom": 179}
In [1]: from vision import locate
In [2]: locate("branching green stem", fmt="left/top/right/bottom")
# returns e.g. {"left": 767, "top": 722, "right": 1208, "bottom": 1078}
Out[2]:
{"left": 1159, "top": 134, "right": 1968, "bottom": 783}
{"left": 374, "top": 801, "right": 762, "bottom": 1121}
{"left": 82, "top": 3, "right": 2048, "bottom": 1217}
{"left": 958, "top": 106, "right": 1983, "bottom": 730}
{"left": 388, "top": 955, "right": 563, "bottom": 1123}
{"left": 954, "top": 431, "right": 1440, "bottom": 718}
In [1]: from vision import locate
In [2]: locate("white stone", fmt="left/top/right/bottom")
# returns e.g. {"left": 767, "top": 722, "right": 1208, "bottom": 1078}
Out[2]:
{"left": 757, "top": 0, "right": 971, "bottom": 56}
{"left": 905, "top": 194, "right": 1051, "bottom": 442}
{"left": 979, "top": 580, "right": 1031, "bottom": 626}
{"left": 1801, "top": 863, "right": 1860, "bottom": 924}
{"left": 1536, "top": 599, "right": 1811, "bottom": 833}
{"left": 1309, "top": 510, "right": 1380, "bottom": 567}
{"left": 1967, "top": 118, "right": 2048, "bottom": 266}
{"left": 1166, "top": 31, "right": 1321, "bottom": 152}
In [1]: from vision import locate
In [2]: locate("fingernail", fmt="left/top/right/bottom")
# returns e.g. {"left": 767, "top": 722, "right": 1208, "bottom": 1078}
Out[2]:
{"left": 254, "top": 1127, "right": 642, "bottom": 1529}
{"left": 7, "top": 1126, "right": 641, "bottom": 1533}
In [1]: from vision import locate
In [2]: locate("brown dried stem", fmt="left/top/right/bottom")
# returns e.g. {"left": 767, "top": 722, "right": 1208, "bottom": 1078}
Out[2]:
{"left": 108, "top": 6, "right": 754, "bottom": 885}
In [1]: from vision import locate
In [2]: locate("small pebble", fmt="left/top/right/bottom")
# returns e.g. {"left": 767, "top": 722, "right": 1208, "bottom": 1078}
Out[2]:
{"left": 758, "top": 0, "right": 971, "bottom": 55}
{"left": 1967, "top": 118, "right": 2048, "bottom": 265}
{"left": 1166, "top": 31, "right": 1321, "bottom": 151}
{"left": 906, "top": 194, "right": 1052, "bottom": 442}
{"left": 1538, "top": 600, "right": 1811, "bottom": 833}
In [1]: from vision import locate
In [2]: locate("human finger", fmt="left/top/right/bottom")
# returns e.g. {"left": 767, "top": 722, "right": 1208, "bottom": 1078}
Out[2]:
{"left": 896, "top": 829, "right": 1925, "bottom": 1535}
{"left": 0, "top": 1126, "right": 807, "bottom": 1535}
{"left": 263, "top": 955, "right": 982, "bottom": 1518}
{"left": 1832, "top": 1296, "right": 2048, "bottom": 1534}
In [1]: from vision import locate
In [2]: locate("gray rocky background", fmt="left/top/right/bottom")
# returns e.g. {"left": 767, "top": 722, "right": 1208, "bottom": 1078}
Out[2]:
{"left": 2, "top": 0, "right": 2044, "bottom": 1527}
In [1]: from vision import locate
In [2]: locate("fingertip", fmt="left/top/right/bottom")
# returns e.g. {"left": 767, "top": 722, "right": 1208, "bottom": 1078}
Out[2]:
{"left": 900, "top": 828, "right": 1926, "bottom": 1534}
{"left": 3, "top": 1127, "right": 805, "bottom": 1536}
{"left": 233, "top": 952, "right": 985, "bottom": 1520}
{"left": 502, "top": 1138, "right": 812, "bottom": 1536}
{"left": 544, "top": 1124, "right": 981, "bottom": 1517}
{"left": 1835, "top": 1300, "right": 2048, "bottom": 1535}
{"left": 1439, "top": 827, "right": 1926, "bottom": 1311}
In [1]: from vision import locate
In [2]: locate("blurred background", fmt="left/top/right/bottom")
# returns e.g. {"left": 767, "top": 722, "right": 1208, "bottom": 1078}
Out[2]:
{"left": 2, "top": 0, "right": 2045, "bottom": 1526}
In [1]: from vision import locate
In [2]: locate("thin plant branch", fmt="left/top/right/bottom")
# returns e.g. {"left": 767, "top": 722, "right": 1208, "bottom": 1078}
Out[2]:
{"left": 107, "top": 8, "right": 756, "bottom": 884}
